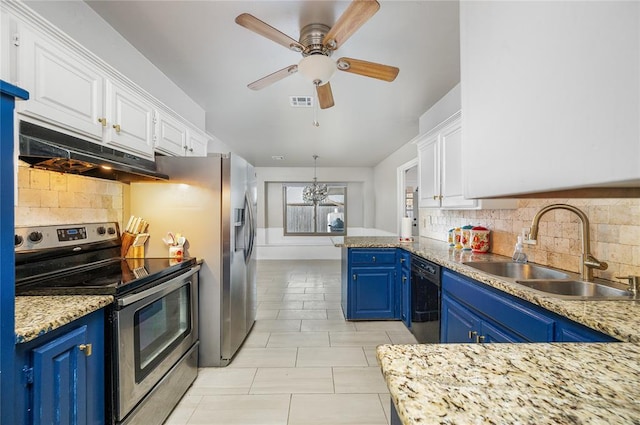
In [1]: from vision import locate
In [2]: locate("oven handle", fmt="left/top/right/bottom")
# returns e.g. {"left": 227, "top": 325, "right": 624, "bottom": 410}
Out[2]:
{"left": 117, "top": 265, "right": 200, "bottom": 307}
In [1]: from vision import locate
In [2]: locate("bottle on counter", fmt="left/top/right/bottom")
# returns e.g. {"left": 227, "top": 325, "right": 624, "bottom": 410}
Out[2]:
{"left": 512, "top": 236, "right": 528, "bottom": 263}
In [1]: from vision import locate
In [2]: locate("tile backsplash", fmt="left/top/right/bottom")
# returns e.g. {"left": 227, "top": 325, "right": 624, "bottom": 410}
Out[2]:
{"left": 420, "top": 198, "right": 640, "bottom": 281}
{"left": 15, "top": 162, "right": 124, "bottom": 227}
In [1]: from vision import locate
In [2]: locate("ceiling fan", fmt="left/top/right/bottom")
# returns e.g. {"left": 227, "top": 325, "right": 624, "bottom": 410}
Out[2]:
{"left": 235, "top": 0, "right": 399, "bottom": 110}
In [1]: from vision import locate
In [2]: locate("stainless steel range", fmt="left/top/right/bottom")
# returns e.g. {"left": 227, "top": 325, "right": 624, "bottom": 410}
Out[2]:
{"left": 15, "top": 222, "right": 200, "bottom": 425}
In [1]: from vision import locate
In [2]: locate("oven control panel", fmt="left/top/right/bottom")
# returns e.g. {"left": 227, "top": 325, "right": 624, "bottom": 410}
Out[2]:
{"left": 15, "top": 222, "right": 120, "bottom": 252}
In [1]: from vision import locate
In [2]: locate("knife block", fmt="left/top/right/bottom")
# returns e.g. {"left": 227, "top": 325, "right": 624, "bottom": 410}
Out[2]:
{"left": 121, "top": 232, "right": 149, "bottom": 258}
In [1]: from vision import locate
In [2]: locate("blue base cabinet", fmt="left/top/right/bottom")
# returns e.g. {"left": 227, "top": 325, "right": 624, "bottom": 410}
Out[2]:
{"left": 15, "top": 309, "right": 105, "bottom": 425}
{"left": 343, "top": 248, "right": 399, "bottom": 320}
{"left": 441, "top": 270, "right": 617, "bottom": 344}
{"left": 398, "top": 250, "right": 411, "bottom": 328}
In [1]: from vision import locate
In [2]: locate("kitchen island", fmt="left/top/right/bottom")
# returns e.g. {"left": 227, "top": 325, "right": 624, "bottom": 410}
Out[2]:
{"left": 336, "top": 236, "right": 640, "bottom": 424}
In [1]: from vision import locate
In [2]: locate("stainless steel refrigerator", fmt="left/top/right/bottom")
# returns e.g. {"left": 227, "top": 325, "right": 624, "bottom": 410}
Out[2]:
{"left": 130, "top": 153, "right": 257, "bottom": 366}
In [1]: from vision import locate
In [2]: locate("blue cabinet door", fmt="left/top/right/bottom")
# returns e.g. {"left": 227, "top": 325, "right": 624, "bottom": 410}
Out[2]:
{"left": 15, "top": 309, "right": 105, "bottom": 425}
{"left": 350, "top": 267, "right": 396, "bottom": 319}
{"left": 33, "top": 326, "right": 88, "bottom": 425}
{"left": 441, "top": 295, "right": 480, "bottom": 343}
{"left": 399, "top": 251, "right": 411, "bottom": 327}
{"left": 555, "top": 319, "right": 617, "bottom": 342}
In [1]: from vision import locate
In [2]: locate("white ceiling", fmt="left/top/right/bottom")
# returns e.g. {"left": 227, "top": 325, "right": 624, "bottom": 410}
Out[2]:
{"left": 86, "top": 1, "right": 460, "bottom": 167}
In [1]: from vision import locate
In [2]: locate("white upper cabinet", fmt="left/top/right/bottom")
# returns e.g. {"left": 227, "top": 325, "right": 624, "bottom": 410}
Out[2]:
{"left": 417, "top": 113, "right": 478, "bottom": 209}
{"left": 4, "top": 3, "right": 210, "bottom": 162}
{"left": 104, "top": 79, "right": 154, "bottom": 158}
{"left": 417, "top": 133, "right": 439, "bottom": 207}
{"left": 186, "top": 129, "right": 208, "bottom": 157}
{"left": 416, "top": 85, "right": 515, "bottom": 210}
{"left": 155, "top": 111, "right": 188, "bottom": 156}
{"left": 16, "top": 24, "right": 104, "bottom": 140}
{"left": 461, "top": 1, "right": 640, "bottom": 197}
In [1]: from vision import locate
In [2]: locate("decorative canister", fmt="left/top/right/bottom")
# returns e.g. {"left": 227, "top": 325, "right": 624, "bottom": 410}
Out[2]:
{"left": 447, "top": 228, "right": 455, "bottom": 246}
{"left": 471, "top": 226, "right": 491, "bottom": 253}
{"left": 461, "top": 225, "right": 473, "bottom": 251}
{"left": 454, "top": 227, "right": 463, "bottom": 250}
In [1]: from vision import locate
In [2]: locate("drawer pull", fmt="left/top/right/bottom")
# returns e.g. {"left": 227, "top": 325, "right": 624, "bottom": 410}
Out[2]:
{"left": 468, "top": 330, "right": 477, "bottom": 340}
{"left": 372, "top": 256, "right": 376, "bottom": 262}
{"left": 476, "top": 335, "right": 486, "bottom": 344}
{"left": 98, "top": 117, "right": 107, "bottom": 127}
{"left": 353, "top": 274, "right": 357, "bottom": 281}
{"left": 79, "top": 343, "right": 92, "bottom": 356}
{"left": 113, "top": 124, "right": 121, "bottom": 133}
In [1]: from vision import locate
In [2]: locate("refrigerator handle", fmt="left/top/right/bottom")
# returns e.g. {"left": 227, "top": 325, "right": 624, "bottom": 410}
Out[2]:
{"left": 244, "top": 192, "right": 255, "bottom": 263}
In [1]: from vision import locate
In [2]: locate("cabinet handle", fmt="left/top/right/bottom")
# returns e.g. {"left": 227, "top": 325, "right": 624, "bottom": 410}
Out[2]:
{"left": 433, "top": 195, "right": 438, "bottom": 200}
{"left": 352, "top": 274, "right": 357, "bottom": 281}
{"left": 400, "top": 258, "right": 405, "bottom": 263}
{"left": 468, "top": 330, "right": 477, "bottom": 340}
{"left": 189, "top": 148, "right": 194, "bottom": 152}
{"left": 372, "top": 256, "right": 376, "bottom": 262}
{"left": 402, "top": 276, "right": 407, "bottom": 283}
{"left": 79, "top": 343, "right": 92, "bottom": 356}
{"left": 98, "top": 117, "right": 107, "bottom": 127}
{"left": 113, "top": 124, "right": 121, "bottom": 133}
{"left": 476, "top": 335, "right": 486, "bottom": 344}
{"left": 184, "top": 145, "right": 188, "bottom": 150}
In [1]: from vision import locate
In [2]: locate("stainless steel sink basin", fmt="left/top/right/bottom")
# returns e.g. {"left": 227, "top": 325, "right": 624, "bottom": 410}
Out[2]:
{"left": 464, "top": 261, "right": 570, "bottom": 280}
{"left": 515, "top": 279, "right": 634, "bottom": 300}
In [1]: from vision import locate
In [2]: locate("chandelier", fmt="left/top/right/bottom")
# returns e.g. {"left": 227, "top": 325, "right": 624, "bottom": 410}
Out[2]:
{"left": 303, "top": 155, "right": 328, "bottom": 204}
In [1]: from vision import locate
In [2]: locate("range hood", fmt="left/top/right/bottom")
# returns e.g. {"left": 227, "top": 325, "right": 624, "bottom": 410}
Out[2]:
{"left": 19, "top": 121, "right": 169, "bottom": 182}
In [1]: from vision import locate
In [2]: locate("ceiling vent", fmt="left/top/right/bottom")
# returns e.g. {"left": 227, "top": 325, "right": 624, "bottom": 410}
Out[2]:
{"left": 289, "top": 96, "right": 313, "bottom": 108}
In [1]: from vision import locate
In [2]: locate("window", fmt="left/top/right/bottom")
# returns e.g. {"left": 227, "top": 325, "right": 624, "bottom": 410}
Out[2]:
{"left": 283, "top": 183, "right": 347, "bottom": 236}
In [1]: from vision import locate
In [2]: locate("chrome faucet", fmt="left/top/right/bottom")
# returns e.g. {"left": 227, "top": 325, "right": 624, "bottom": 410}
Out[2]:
{"left": 529, "top": 204, "right": 607, "bottom": 282}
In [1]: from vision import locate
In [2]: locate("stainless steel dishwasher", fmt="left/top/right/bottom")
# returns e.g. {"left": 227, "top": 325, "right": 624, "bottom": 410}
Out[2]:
{"left": 410, "top": 255, "right": 441, "bottom": 343}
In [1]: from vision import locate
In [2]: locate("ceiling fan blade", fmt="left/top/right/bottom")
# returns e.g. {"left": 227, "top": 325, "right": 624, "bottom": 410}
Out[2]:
{"left": 336, "top": 57, "right": 399, "bottom": 82}
{"left": 316, "top": 82, "right": 335, "bottom": 109}
{"left": 324, "top": 0, "right": 380, "bottom": 51}
{"left": 248, "top": 65, "right": 298, "bottom": 90}
{"left": 235, "top": 13, "right": 304, "bottom": 52}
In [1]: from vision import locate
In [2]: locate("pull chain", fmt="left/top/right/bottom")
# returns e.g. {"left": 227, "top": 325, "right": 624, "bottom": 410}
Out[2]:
{"left": 313, "top": 81, "right": 320, "bottom": 127}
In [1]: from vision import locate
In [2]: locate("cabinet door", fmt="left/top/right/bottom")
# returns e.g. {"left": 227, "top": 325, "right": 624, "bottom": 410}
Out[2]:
{"left": 155, "top": 111, "right": 187, "bottom": 156}
{"left": 399, "top": 253, "right": 411, "bottom": 327}
{"left": 440, "top": 119, "right": 476, "bottom": 208}
{"left": 479, "top": 320, "right": 523, "bottom": 343}
{"left": 441, "top": 295, "right": 480, "bottom": 343}
{"left": 417, "top": 134, "right": 440, "bottom": 208}
{"left": 105, "top": 79, "right": 154, "bottom": 158}
{"left": 186, "top": 129, "right": 208, "bottom": 157}
{"left": 554, "top": 319, "right": 617, "bottom": 342}
{"left": 17, "top": 25, "right": 104, "bottom": 139}
{"left": 350, "top": 267, "right": 396, "bottom": 319}
{"left": 32, "top": 325, "right": 88, "bottom": 425}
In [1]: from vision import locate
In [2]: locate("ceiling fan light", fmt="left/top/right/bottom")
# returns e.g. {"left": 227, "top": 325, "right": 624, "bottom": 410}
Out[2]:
{"left": 298, "top": 55, "right": 336, "bottom": 85}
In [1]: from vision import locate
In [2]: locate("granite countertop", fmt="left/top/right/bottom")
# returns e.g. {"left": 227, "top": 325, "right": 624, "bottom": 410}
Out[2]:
{"left": 15, "top": 295, "right": 113, "bottom": 343}
{"left": 337, "top": 236, "right": 640, "bottom": 424}
{"left": 336, "top": 236, "right": 640, "bottom": 343}
{"left": 376, "top": 343, "right": 640, "bottom": 424}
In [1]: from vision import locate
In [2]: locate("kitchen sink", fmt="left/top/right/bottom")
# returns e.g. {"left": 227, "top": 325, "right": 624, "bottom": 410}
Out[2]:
{"left": 515, "top": 279, "right": 634, "bottom": 300}
{"left": 463, "top": 261, "right": 635, "bottom": 300}
{"left": 463, "top": 261, "right": 570, "bottom": 280}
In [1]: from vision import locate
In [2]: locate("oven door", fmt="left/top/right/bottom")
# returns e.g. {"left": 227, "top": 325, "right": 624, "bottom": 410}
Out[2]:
{"left": 114, "top": 265, "right": 199, "bottom": 422}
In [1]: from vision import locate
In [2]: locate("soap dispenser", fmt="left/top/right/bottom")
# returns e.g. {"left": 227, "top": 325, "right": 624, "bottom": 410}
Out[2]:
{"left": 512, "top": 236, "right": 528, "bottom": 263}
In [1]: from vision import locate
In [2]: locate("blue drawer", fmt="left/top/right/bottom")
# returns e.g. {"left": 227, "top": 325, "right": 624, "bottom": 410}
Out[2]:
{"left": 350, "top": 249, "right": 396, "bottom": 266}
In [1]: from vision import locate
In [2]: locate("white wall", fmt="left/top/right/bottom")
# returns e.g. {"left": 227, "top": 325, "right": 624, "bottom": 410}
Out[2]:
{"left": 372, "top": 142, "right": 418, "bottom": 233}
{"left": 255, "top": 166, "right": 378, "bottom": 259}
{"left": 24, "top": 0, "right": 205, "bottom": 130}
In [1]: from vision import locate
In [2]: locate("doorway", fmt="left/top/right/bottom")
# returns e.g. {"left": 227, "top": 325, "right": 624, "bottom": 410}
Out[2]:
{"left": 397, "top": 158, "right": 419, "bottom": 237}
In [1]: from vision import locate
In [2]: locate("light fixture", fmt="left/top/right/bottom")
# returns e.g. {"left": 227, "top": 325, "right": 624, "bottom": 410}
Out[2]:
{"left": 297, "top": 55, "right": 336, "bottom": 86}
{"left": 303, "top": 155, "right": 328, "bottom": 204}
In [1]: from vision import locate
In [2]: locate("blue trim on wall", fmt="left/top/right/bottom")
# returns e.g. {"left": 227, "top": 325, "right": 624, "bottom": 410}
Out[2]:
{"left": 0, "top": 80, "right": 28, "bottom": 425}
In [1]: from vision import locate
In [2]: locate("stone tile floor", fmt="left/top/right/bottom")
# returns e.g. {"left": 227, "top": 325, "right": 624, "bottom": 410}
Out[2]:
{"left": 164, "top": 260, "right": 417, "bottom": 425}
